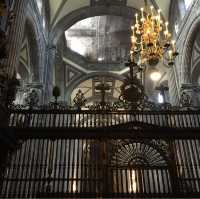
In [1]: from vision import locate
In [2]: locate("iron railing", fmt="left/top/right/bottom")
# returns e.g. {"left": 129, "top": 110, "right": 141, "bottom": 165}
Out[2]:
{"left": 8, "top": 109, "right": 200, "bottom": 129}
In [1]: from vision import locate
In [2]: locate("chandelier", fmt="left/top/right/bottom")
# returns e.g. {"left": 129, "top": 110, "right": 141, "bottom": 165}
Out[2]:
{"left": 130, "top": 2, "right": 178, "bottom": 66}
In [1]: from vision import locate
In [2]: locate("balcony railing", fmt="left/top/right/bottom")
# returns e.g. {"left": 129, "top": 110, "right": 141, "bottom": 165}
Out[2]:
{"left": 8, "top": 109, "right": 200, "bottom": 129}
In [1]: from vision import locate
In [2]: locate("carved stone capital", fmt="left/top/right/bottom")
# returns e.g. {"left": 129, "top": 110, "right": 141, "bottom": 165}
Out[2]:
{"left": 15, "top": 82, "right": 43, "bottom": 105}
{"left": 180, "top": 83, "right": 200, "bottom": 107}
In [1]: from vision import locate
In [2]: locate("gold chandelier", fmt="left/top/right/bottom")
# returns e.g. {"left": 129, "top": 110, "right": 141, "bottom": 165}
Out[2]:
{"left": 130, "top": 3, "right": 178, "bottom": 66}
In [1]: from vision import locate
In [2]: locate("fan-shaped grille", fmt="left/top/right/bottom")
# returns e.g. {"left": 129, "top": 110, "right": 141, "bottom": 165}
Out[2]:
{"left": 111, "top": 142, "right": 167, "bottom": 167}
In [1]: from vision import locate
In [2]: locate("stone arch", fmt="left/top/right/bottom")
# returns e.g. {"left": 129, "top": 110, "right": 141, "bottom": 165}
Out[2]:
{"left": 24, "top": 19, "right": 39, "bottom": 81}
{"left": 179, "top": 11, "right": 200, "bottom": 84}
{"left": 15, "top": 3, "right": 45, "bottom": 104}
{"left": 24, "top": 11, "right": 42, "bottom": 82}
{"left": 191, "top": 60, "right": 200, "bottom": 84}
{"left": 190, "top": 27, "right": 200, "bottom": 84}
{"left": 50, "top": 5, "right": 137, "bottom": 45}
{"left": 66, "top": 72, "right": 125, "bottom": 103}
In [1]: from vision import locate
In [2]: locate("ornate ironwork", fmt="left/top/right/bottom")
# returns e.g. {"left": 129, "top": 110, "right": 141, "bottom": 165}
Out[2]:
{"left": 24, "top": 89, "right": 39, "bottom": 108}
{"left": 119, "top": 76, "right": 146, "bottom": 108}
{"left": 111, "top": 141, "right": 167, "bottom": 167}
{"left": 73, "top": 89, "right": 87, "bottom": 110}
{"left": 180, "top": 91, "right": 192, "bottom": 108}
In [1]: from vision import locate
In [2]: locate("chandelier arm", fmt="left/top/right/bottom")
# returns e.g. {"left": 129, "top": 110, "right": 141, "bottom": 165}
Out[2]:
{"left": 135, "top": 41, "right": 142, "bottom": 45}
{"left": 133, "top": 46, "right": 141, "bottom": 53}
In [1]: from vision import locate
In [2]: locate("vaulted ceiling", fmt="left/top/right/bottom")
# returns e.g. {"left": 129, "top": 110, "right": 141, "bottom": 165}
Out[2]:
{"left": 48, "top": 0, "right": 172, "bottom": 30}
{"left": 47, "top": 0, "right": 172, "bottom": 103}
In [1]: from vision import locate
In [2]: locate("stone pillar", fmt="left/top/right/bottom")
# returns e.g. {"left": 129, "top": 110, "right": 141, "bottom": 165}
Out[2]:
{"left": 0, "top": 0, "right": 30, "bottom": 183}
{"left": 0, "top": 0, "right": 30, "bottom": 109}
{"left": 180, "top": 84, "right": 200, "bottom": 107}
{"left": 5, "top": 0, "right": 30, "bottom": 77}
{"left": 44, "top": 45, "right": 56, "bottom": 103}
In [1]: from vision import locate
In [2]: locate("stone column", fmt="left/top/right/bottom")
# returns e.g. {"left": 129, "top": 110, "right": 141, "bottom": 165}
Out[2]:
{"left": 5, "top": 0, "right": 30, "bottom": 77}
{"left": 0, "top": 0, "right": 30, "bottom": 184}
{"left": 0, "top": 0, "right": 30, "bottom": 107}
{"left": 44, "top": 45, "right": 56, "bottom": 103}
{"left": 180, "top": 84, "right": 200, "bottom": 107}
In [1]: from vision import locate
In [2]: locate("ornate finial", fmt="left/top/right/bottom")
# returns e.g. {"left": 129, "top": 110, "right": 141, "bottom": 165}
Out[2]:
{"left": 24, "top": 89, "right": 39, "bottom": 109}
{"left": 119, "top": 76, "right": 145, "bottom": 110}
{"left": 52, "top": 86, "right": 60, "bottom": 103}
{"left": 73, "top": 89, "right": 87, "bottom": 110}
{"left": 180, "top": 91, "right": 192, "bottom": 108}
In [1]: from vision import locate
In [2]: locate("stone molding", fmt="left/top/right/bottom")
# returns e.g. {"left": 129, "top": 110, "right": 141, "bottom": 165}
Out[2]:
{"left": 175, "top": 0, "right": 200, "bottom": 85}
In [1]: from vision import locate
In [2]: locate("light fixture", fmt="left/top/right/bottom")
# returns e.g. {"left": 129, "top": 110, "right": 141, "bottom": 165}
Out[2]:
{"left": 98, "top": 57, "right": 104, "bottom": 62}
{"left": 130, "top": 1, "right": 178, "bottom": 66}
{"left": 150, "top": 69, "right": 161, "bottom": 81}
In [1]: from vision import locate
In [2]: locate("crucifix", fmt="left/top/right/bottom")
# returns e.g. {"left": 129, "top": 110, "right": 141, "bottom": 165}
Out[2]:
{"left": 95, "top": 81, "right": 110, "bottom": 107}
{"left": 125, "top": 59, "right": 144, "bottom": 84}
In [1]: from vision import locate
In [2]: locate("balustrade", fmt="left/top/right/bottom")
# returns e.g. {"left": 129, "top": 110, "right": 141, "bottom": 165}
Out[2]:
{"left": 8, "top": 109, "right": 200, "bottom": 129}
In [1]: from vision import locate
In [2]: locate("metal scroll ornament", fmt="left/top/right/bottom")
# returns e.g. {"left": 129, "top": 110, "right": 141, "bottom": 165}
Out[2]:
{"left": 119, "top": 76, "right": 146, "bottom": 109}
{"left": 73, "top": 89, "right": 87, "bottom": 110}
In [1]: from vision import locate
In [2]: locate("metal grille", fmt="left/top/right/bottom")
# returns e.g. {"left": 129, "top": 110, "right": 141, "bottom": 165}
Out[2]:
{"left": 9, "top": 110, "right": 200, "bottom": 128}
{"left": 1, "top": 138, "right": 200, "bottom": 198}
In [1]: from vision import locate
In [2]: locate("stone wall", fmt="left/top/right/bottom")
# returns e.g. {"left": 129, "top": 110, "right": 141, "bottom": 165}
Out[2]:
{"left": 173, "top": 0, "right": 200, "bottom": 105}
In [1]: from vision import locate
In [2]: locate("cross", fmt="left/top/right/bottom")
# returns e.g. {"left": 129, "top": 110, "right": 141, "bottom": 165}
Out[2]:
{"left": 95, "top": 82, "right": 110, "bottom": 106}
{"left": 125, "top": 59, "right": 143, "bottom": 84}
{"left": 156, "top": 85, "right": 169, "bottom": 104}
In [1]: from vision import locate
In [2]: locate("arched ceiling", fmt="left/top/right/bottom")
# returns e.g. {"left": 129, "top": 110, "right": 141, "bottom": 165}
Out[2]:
{"left": 48, "top": 0, "right": 171, "bottom": 29}
{"left": 50, "top": 0, "right": 172, "bottom": 104}
{"left": 64, "top": 15, "right": 132, "bottom": 70}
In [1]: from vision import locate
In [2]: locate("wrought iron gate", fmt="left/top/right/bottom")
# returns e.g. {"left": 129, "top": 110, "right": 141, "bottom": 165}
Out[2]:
{"left": 1, "top": 136, "right": 200, "bottom": 198}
